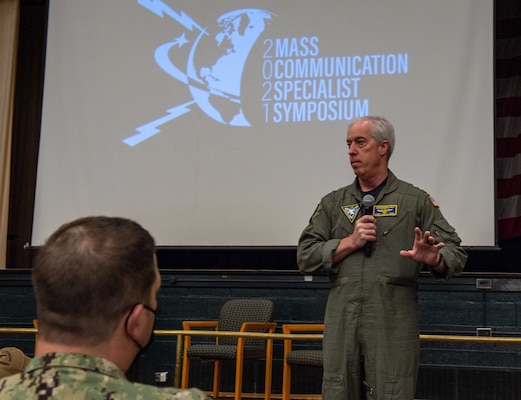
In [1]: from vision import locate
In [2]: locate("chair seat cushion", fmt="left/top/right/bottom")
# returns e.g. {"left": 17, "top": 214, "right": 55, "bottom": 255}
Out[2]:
{"left": 187, "top": 344, "right": 266, "bottom": 360}
{"left": 286, "top": 350, "right": 323, "bottom": 367}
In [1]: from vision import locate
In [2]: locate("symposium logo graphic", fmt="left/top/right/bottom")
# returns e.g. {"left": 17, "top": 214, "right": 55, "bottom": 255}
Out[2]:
{"left": 123, "top": 1, "right": 275, "bottom": 147}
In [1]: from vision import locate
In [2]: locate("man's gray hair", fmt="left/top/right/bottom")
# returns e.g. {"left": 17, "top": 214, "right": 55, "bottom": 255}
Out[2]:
{"left": 350, "top": 116, "right": 395, "bottom": 159}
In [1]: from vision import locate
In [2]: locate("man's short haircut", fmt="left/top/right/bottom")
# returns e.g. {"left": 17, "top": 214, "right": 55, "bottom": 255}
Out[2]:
{"left": 32, "top": 216, "right": 157, "bottom": 346}
{"left": 350, "top": 115, "right": 395, "bottom": 159}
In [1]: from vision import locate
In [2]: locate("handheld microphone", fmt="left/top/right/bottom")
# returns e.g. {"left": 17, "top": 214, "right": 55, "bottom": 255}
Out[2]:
{"left": 362, "top": 194, "right": 375, "bottom": 257}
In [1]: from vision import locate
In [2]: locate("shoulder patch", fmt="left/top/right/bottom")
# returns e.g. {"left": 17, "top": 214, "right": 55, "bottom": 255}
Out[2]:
{"left": 310, "top": 204, "right": 322, "bottom": 221}
{"left": 429, "top": 196, "right": 439, "bottom": 208}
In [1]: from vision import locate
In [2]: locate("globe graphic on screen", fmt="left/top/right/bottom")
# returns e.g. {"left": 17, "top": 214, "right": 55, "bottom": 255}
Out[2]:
{"left": 186, "top": 9, "right": 273, "bottom": 126}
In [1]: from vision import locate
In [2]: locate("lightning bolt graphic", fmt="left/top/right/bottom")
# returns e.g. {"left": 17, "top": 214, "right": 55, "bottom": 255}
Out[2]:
{"left": 122, "top": 101, "right": 196, "bottom": 147}
{"left": 137, "top": 0, "right": 208, "bottom": 34}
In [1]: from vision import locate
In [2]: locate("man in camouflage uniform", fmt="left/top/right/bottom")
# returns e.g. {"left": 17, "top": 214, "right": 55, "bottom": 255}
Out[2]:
{"left": 297, "top": 116, "right": 467, "bottom": 400}
{"left": 0, "top": 216, "right": 209, "bottom": 399}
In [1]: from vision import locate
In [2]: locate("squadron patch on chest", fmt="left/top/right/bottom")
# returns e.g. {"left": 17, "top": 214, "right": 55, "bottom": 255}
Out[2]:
{"left": 341, "top": 204, "right": 361, "bottom": 223}
{"left": 374, "top": 204, "right": 398, "bottom": 217}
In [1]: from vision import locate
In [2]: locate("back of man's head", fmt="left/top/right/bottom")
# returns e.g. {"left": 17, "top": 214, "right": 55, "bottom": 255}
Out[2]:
{"left": 32, "top": 216, "right": 156, "bottom": 347}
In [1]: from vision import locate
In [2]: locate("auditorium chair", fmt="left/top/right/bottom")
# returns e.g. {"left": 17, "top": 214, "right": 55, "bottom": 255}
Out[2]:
{"left": 181, "top": 298, "right": 276, "bottom": 400}
{"left": 282, "top": 323, "right": 324, "bottom": 400}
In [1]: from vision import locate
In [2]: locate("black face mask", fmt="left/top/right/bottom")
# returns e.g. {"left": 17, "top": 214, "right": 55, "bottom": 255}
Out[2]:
{"left": 125, "top": 303, "right": 157, "bottom": 353}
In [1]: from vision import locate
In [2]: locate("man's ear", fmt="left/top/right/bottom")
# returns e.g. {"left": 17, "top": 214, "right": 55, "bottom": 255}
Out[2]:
{"left": 125, "top": 304, "right": 144, "bottom": 337}
{"left": 379, "top": 140, "right": 389, "bottom": 157}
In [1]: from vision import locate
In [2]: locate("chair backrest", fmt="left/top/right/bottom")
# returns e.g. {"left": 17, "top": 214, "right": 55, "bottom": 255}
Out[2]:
{"left": 218, "top": 298, "right": 274, "bottom": 347}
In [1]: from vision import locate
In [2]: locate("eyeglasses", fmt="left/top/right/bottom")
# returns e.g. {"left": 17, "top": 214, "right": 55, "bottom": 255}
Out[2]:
{"left": 142, "top": 304, "right": 157, "bottom": 315}
{"left": 126, "top": 303, "right": 157, "bottom": 318}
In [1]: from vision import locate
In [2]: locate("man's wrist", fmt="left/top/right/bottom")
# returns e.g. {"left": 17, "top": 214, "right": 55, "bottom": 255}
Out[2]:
{"left": 432, "top": 252, "right": 444, "bottom": 270}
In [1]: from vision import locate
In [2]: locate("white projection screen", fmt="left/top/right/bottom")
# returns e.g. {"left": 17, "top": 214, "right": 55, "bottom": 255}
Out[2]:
{"left": 32, "top": 0, "right": 495, "bottom": 247}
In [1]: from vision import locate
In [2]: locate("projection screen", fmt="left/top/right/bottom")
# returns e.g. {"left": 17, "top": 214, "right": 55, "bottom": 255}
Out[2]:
{"left": 32, "top": 0, "right": 495, "bottom": 247}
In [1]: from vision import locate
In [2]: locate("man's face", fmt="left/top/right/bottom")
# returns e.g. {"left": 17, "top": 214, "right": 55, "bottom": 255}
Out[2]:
{"left": 149, "top": 255, "right": 161, "bottom": 310}
{"left": 346, "top": 120, "right": 388, "bottom": 179}
{"left": 135, "top": 256, "right": 160, "bottom": 352}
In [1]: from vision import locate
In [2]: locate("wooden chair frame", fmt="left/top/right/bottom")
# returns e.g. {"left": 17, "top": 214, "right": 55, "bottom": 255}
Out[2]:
{"left": 181, "top": 320, "right": 276, "bottom": 400}
{"left": 282, "top": 323, "right": 324, "bottom": 400}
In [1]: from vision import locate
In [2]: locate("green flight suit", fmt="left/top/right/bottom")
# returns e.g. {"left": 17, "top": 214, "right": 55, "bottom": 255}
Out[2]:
{"left": 0, "top": 352, "right": 209, "bottom": 399}
{"left": 297, "top": 171, "right": 467, "bottom": 400}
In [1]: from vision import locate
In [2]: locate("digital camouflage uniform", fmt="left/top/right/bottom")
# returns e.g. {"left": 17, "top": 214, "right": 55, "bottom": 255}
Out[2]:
{"left": 297, "top": 171, "right": 467, "bottom": 400}
{"left": 0, "top": 352, "right": 209, "bottom": 400}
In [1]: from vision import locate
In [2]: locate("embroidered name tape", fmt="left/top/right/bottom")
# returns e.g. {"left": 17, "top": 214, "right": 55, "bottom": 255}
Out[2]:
{"left": 374, "top": 205, "right": 397, "bottom": 217}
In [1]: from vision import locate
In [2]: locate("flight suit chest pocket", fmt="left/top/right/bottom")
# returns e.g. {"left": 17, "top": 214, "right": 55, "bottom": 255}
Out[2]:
{"left": 333, "top": 209, "right": 355, "bottom": 237}
{"left": 378, "top": 211, "right": 419, "bottom": 279}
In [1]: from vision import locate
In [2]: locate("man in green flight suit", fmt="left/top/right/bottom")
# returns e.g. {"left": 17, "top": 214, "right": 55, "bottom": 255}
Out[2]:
{"left": 0, "top": 216, "right": 209, "bottom": 400}
{"left": 297, "top": 116, "right": 467, "bottom": 400}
